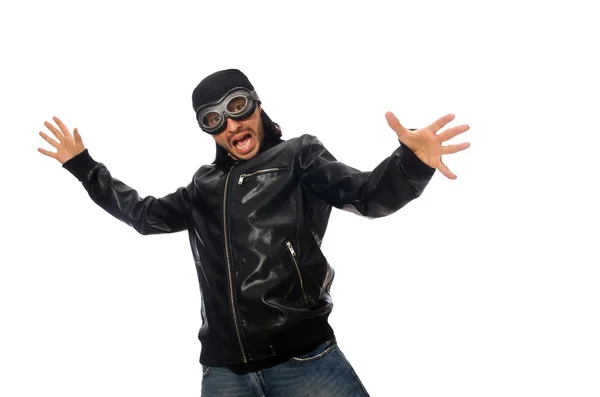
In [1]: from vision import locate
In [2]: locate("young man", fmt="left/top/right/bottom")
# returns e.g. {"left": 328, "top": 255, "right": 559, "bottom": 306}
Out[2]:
{"left": 37, "top": 69, "right": 470, "bottom": 396}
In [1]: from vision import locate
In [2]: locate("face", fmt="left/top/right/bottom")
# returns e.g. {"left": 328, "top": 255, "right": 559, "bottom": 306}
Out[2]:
{"left": 212, "top": 103, "right": 264, "bottom": 161}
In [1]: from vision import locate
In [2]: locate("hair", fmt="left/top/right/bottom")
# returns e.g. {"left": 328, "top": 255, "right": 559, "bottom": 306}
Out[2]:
{"left": 212, "top": 109, "right": 284, "bottom": 169}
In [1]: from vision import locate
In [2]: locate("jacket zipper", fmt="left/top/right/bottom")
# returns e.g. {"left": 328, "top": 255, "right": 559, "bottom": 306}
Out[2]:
{"left": 238, "top": 167, "right": 284, "bottom": 185}
{"left": 285, "top": 240, "right": 310, "bottom": 305}
{"left": 223, "top": 166, "right": 248, "bottom": 363}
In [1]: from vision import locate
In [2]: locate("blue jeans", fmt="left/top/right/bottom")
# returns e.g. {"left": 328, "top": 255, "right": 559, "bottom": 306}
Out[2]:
{"left": 201, "top": 338, "right": 370, "bottom": 396}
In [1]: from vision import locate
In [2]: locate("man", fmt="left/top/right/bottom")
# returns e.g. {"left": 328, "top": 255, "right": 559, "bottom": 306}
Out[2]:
{"left": 37, "top": 69, "right": 470, "bottom": 396}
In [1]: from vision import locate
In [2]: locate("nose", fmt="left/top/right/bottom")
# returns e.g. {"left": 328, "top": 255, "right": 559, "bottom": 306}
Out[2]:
{"left": 226, "top": 117, "right": 242, "bottom": 132}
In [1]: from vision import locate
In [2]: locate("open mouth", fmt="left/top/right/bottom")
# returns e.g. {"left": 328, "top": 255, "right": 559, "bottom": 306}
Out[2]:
{"left": 232, "top": 133, "right": 253, "bottom": 151}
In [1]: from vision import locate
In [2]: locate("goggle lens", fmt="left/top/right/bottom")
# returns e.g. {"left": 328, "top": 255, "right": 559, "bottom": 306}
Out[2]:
{"left": 226, "top": 96, "right": 249, "bottom": 115}
{"left": 202, "top": 111, "right": 222, "bottom": 128}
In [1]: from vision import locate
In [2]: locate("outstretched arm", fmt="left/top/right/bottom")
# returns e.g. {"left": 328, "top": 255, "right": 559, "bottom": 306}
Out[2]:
{"left": 38, "top": 117, "right": 189, "bottom": 235}
{"left": 299, "top": 113, "right": 470, "bottom": 218}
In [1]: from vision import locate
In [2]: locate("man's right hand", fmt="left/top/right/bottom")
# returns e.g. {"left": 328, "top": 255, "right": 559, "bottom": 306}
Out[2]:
{"left": 37, "top": 116, "right": 86, "bottom": 165}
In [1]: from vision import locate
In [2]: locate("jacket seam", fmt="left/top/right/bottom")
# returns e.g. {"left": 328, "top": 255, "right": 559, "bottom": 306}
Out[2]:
{"left": 294, "top": 137, "right": 302, "bottom": 263}
{"left": 297, "top": 135, "right": 335, "bottom": 208}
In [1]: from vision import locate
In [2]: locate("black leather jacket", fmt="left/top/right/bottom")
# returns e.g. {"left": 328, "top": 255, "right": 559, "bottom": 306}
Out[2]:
{"left": 62, "top": 134, "right": 435, "bottom": 372}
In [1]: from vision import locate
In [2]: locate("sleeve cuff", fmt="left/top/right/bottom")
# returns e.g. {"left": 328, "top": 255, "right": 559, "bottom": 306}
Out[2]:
{"left": 62, "top": 149, "right": 99, "bottom": 182}
{"left": 396, "top": 140, "right": 436, "bottom": 179}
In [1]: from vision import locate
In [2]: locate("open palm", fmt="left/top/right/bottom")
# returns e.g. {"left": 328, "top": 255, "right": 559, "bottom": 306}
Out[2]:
{"left": 385, "top": 112, "right": 470, "bottom": 179}
{"left": 37, "top": 116, "right": 85, "bottom": 165}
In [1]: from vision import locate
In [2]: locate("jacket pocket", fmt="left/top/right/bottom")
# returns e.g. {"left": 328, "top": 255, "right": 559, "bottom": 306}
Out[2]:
{"left": 285, "top": 240, "right": 311, "bottom": 305}
{"left": 237, "top": 167, "right": 288, "bottom": 185}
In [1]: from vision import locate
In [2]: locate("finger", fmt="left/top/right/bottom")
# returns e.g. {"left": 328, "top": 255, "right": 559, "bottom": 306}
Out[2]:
{"left": 427, "top": 114, "right": 455, "bottom": 133}
{"left": 385, "top": 111, "right": 408, "bottom": 139}
{"left": 441, "top": 142, "right": 471, "bottom": 155}
{"left": 438, "top": 159, "right": 457, "bottom": 180}
{"left": 437, "top": 124, "right": 470, "bottom": 143}
{"left": 39, "top": 131, "right": 60, "bottom": 149}
{"left": 73, "top": 128, "right": 83, "bottom": 146}
{"left": 53, "top": 116, "right": 73, "bottom": 139}
{"left": 37, "top": 147, "right": 57, "bottom": 159}
{"left": 44, "top": 120, "right": 64, "bottom": 142}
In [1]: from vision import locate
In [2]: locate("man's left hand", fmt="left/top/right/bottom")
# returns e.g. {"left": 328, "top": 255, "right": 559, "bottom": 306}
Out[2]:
{"left": 385, "top": 112, "right": 470, "bottom": 180}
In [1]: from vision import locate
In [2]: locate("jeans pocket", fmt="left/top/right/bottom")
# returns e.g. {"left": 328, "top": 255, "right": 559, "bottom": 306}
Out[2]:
{"left": 202, "top": 365, "right": 211, "bottom": 378}
{"left": 290, "top": 338, "right": 337, "bottom": 363}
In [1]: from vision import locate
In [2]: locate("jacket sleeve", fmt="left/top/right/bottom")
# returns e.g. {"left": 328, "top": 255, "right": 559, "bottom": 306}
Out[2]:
{"left": 298, "top": 134, "right": 436, "bottom": 218}
{"left": 62, "top": 149, "right": 189, "bottom": 235}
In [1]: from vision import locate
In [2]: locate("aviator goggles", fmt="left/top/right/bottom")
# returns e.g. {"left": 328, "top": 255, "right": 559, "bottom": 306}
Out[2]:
{"left": 195, "top": 87, "right": 261, "bottom": 135}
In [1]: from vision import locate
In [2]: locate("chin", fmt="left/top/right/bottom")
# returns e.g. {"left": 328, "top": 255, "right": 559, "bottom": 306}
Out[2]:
{"left": 239, "top": 149, "right": 259, "bottom": 160}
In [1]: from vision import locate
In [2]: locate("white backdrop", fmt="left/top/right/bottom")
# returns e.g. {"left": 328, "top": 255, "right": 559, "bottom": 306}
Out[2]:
{"left": 1, "top": 0, "right": 599, "bottom": 396}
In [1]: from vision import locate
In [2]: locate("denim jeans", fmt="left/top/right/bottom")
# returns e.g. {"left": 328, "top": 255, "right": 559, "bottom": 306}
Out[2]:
{"left": 201, "top": 338, "right": 370, "bottom": 396}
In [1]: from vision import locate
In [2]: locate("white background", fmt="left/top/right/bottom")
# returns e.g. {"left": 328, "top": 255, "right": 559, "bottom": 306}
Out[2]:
{"left": 1, "top": 0, "right": 599, "bottom": 396}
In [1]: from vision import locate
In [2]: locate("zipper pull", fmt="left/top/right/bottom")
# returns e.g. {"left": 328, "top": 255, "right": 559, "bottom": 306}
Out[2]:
{"left": 238, "top": 175, "right": 246, "bottom": 185}
{"left": 286, "top": 241, "right": 296, "bottom": 256}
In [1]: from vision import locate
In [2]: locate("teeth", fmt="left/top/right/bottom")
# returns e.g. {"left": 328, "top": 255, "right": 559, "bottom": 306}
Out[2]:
{"left": 235, "top": 136, "right": 251, "bottom": 150}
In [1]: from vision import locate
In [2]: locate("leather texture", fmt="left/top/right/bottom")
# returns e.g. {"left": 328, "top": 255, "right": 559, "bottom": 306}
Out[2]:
{"left": 62, "top": 134, "right": 435, "bottom": 366}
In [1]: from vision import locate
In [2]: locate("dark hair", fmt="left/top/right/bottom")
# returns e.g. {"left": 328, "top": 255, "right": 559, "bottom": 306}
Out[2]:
{"left": 212, "top": 109, "right": 284, "bottom": 169}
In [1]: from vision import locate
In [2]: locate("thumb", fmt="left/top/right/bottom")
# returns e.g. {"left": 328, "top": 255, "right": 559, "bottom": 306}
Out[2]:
{"left": 385, "top": 111, "right": 408, "bottom": 140}
{"left": 73, "top": 127, "right": 84, "bottom": 146}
